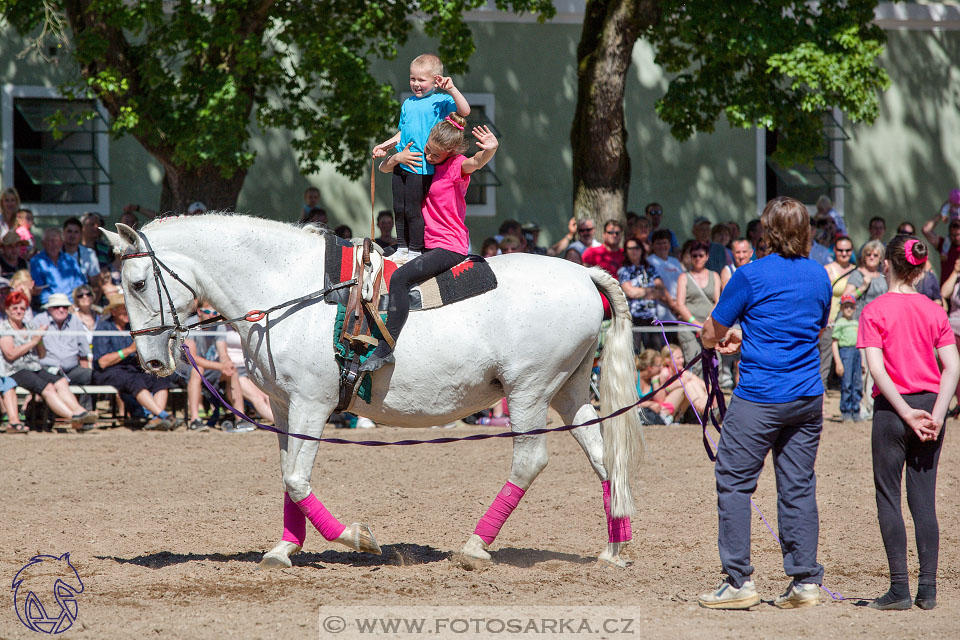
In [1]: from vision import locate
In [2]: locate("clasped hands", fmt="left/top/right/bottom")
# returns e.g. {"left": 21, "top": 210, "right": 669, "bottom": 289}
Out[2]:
{"left": 903, "top": 408, "right": 942, "bottom": 442}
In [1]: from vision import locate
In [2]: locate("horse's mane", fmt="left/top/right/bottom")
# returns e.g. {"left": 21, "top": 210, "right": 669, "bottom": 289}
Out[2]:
{"left": 140, "top": 211, "right": 334, "bottom": 243}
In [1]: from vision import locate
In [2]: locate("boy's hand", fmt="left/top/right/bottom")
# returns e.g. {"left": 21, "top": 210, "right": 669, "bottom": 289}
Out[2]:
{"left": 372, "top": 144, "right": 389, "bottom": 159}
{"left": 835, "top": 362, "right": 844, "bottom": 377}
{"left": 472, "top": 125, "right": 498, "bottom": 151}
{"left": 393, "top": 142, "right": 423, "bottom": 170}
{"left": 435, "top": 76, "right": 455, "bottom": 91}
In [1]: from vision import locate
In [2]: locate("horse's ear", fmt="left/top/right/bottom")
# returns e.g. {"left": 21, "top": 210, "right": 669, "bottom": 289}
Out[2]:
{"left": 101, "top": 223, "right": 141, "bottom": 254}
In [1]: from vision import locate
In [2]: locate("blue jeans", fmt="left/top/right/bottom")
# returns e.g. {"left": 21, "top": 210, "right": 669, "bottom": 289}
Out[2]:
{"left": 838, "top": 346, "right": 861, "bottom": 417}
{"left": 715, "top": 395, "right": 825, "bottom": 588}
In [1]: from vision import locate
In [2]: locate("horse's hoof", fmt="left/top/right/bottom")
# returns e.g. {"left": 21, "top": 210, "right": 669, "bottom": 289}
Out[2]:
{"left": 461, "top": 534, "right": 491, "bottom": 562}
{"left": 337, "top": 522, "right": 382, "bottom": 555}
{"left": 597, "top": 542, "right": 628, "bottom": 568}
{"left": 258, "top": 541, "right": 301, "bottom": 569}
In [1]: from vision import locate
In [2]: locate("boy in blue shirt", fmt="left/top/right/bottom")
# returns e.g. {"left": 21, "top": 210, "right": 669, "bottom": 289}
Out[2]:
{"left": 373, "top": 53, "right": 470, "bottom": 260}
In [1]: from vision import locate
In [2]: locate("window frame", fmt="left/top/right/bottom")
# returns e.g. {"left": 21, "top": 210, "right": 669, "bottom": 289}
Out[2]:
{"left": 1, "top": 84, "right": 111, "bottom": 217}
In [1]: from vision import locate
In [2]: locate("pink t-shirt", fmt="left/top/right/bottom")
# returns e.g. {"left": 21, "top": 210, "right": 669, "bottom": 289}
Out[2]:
{"left": 857, "top": 292, "right": 953, "bottom": 398}
{"left": 582, "top": 246, "right": 625, "bottom": 278}
{"left": 422, "top": 154, "right": 470, "bottom": 254}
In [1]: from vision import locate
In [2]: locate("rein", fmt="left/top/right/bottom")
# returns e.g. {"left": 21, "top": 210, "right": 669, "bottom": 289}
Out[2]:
{"left": 181, "top": 343, "right": 705, "bottom": 446}
{"left": 120, "top": 229, "right": 356, "bottom": 337}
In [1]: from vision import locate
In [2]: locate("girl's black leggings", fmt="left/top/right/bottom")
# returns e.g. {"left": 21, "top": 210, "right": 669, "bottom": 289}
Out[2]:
{"left": 384, "top": 248, "right": 466, "bottom": 345}
{"left": 872, "top": 392, "right": 944, "bottom": 588}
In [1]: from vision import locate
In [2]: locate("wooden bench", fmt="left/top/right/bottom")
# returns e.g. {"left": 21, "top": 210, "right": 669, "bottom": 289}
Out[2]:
{"left": 15, "top": 385, "right": 187, "bottom": 424}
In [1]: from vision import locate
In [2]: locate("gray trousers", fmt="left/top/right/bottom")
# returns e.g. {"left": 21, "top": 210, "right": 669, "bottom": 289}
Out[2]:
{"left": 66, "top": 365, "right": 93, "bottom": 410}
{"left": 715, "top": 394, "right": 825, "bottom": 587}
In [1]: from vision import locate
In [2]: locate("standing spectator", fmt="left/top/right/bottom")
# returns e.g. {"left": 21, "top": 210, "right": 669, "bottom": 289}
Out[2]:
{"left": 675, "top": 241, "right": 720, "bottom": 376}
{"left": 819, "top": 235, "right": 857, "bottom": 398}
{"left": 302, "top": 186, "right": 321, "bottom": 218}
{"left": 746, "top": 219, "right": 763, "bottom": 259}
{"left": 860, "top": 216, "right": 887, "bottom": 254}
{"left": 832, "top": 294, "right": 861, "bottom": 421}
{"left": 647, "top": 229, "right": 684, "bottom": 324}
{"left": 698, "top": 196, "right": 830, "bottom": 610}
{"left": 922, "top": 210, "right": 960, "bottom": 285}
{"left": 816, "top": 194, "right": 847, "bottom": 235}
{"left": 645, "top": 202, "right": 678, "bottom": 253}
{"left": 711, "top": 224, "right": 734, "bottom": 266}
{"left": 376, "top": 210, "right": 398, "bottom": 248}
{"left": 0, "top": 231, "right": 28, "bottom": 278}
{"left": 81, "top": 212, "right": 114, "bottom": 267}
{"left": 62, "top": 218, "right": 100, "bottom": 289}
{"left": 582, "top": 219, "right": 625, "bottom": 277}
{"left": 808, "top": 215, "right": 836, "bottom": 266}
{"left": 618, "top": 239, "right": 674, "bottom": 351}
{"left": 334, "top": 225, "right": 352, "bottom": 240}
{"left": 844, "top": 239, "right": 888, "bottom": 420}
{"left": 29, "top": 228, "right": 87, "bottom": 306}
{"left": 522, "top": 223, "right": 547, "bottom": 255}
{"left": 15, "top": 209, "right": 35, "bottom": 256}
{"left": 119, "top": 210, "right": 140, "bottom": 230}
{"left": 633, "top": 217, "right": 652, "bottom": 253}
{"left": 0, "top": 186, "right": 20, "bottom": 237}
{"left": 186, "top": 201, "right": 207, "bottom": 215}
{"left": 692, "top": 216, "right": 729, "bottom": 274}
{"left": 299, "top": 207, "right": 327, "bottom": 226}
{"left": 0, "top": 291, "right": 95, "bottom": 428}
{"left": 92, "top": 293, "right": 176, "bottom": 430}
{"left": 938, "top": 188, "right": 960, "bottom": 221}
{"left": 858, "top": 235, "right": 959, "bottom": 611}
{"left": 940, "top": 257, "right": 960, "bottom": 418}
{"left": 720, "top": 239, "right": 753, "bottom": 291}
{"left": 563, "top": 247, "right": 583, "bottom": 264}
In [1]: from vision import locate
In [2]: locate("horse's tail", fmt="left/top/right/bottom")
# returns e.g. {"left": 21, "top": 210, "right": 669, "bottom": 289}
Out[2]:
{"left": 588, "top": 267, "right": 643, "bottom": 519}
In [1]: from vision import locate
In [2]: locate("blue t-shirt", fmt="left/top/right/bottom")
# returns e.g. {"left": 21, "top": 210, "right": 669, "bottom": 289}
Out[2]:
{"left": 711, "top": 254, "right": 831, "bottom": 403}
{"left": 397, "top": 92, "right": 456, "bottom": 175}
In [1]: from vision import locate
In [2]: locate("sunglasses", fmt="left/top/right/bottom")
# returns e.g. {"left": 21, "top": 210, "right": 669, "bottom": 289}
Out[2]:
{"left": 626, "top": 245, "right": 642, "bottom": 251}
{"left": 690, "top": 252, "right": 707, "bottom": 258}
{"left": 578, "top": 227, "right": 595, "bottom": 233}
{"left": 648, "top": 209, "right": 662, "bottom": 215}
{"left": 605, "top": 230, "right": 622, "bottom": 236}
{"left": 77, "top": 291, "right": 93, "bottom": 298}
{"left": 835, "top": 248, "right": 852, "bottom": 253}
{"left": 198, "top": 308, "right": 216, "bottom": 315}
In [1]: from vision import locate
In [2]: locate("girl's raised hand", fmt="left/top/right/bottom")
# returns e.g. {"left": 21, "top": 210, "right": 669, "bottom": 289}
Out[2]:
{"left": 472, "top": 125, "right": 498, "bottom": 151}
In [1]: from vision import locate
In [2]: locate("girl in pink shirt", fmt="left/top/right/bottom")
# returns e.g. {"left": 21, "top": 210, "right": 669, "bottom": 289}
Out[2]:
{"left": 363, "top": 114, "right": 499, "bottom": 373}
{"left": 858, "top": 234, "right": 960, "bottom": 611}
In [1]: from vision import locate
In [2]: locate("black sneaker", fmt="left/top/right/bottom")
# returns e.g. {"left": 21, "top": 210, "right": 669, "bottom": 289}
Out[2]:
{"left": 188, "top": 419, "right": 210, "bottom": 432}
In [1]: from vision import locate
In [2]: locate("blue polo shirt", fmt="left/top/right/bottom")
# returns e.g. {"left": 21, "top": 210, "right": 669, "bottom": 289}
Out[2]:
{"left": 29, "top": 250, "right": 87, "bottom": 305}
{"left": 92, "top": 317, "right": 135, "bottom": 371}
{"left": 397, "top": 91, "right": 456, "bottom": 175}
{"left": 711, "top": 253, "right": 831, "bottom": 403}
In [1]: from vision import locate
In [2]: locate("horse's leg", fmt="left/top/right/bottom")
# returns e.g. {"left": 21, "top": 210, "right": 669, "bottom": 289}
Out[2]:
{"left": 461, "top": 400, "right": 550, "bottom": 562}
{"left": 260, "top": 399, "right": 381, "bottom": 570}
{"left": 551, "top": 353, "right": 631, "bottom": 568}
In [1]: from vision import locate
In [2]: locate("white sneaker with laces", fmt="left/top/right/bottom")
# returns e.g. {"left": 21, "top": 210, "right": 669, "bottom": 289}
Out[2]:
{"left": 773, "top": 582, "right": 821, "bottom": 609}
{"left": 698, "top": 579, "right": 760, "bottom": 609}
{"left": 355, "top": 416, "right": 376, "bottom": 429}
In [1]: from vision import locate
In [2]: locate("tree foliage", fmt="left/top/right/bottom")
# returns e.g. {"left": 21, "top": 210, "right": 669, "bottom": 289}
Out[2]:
{"left": 648, "top": 0, "right": 890, "bottom": 166}
{"left": 0, "top": 0, "right": 554, "bottom": 204}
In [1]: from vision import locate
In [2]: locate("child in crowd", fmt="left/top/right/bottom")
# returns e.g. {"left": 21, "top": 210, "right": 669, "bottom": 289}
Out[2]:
{"left": 15, "top": 209, "right": 34, "bottom": 257}
{"left": 363, "top": 116, "right": 498, "bottom": 373}
{"left": 832, "top": 294, "right": 861, "bottom": 422}
{"left": 372, "top": 53, "right": 471, "bottom": 261}
{"left": 858, "top": 234, "right": 960, "bottom": 611}
{"left": 940, "top": 188, "right": 960, "bottom": 221}
{"left": 659, "top": 344, "right": 707, "bottom": 422}
{"left": 635, "top": 349, "right": 671, "bottom": 424}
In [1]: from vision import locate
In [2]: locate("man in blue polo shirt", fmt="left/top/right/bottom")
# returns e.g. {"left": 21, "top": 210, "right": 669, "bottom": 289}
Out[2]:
{"left": 29, "top": 228, "right": 86, "bottom": 306}
{"left": 697, "top": 197, "right": 831, "bottom": 611}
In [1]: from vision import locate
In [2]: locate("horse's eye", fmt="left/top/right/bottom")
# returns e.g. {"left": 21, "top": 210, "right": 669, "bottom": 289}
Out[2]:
{"left": 132, "top": 280, "right": 146, "bottom": 292}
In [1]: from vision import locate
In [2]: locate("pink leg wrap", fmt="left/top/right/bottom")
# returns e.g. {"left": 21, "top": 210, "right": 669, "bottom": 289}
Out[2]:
{"left": 282, "top": 493, "right": 306, "bottom": 545}
{"left": 474, "top": 482, "right": 525, "bottom": 544}
{"left": 296, "top": 493, "right": 347, "bottom": 541}
{"left": 602, "top": 480, "right": 632, "bottom": 543}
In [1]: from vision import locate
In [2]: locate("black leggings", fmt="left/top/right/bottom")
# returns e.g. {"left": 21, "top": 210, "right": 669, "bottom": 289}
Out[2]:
{"left": 872, "top": 392, "right": 944, "bottom": 588}
{"left": 384, "top": 248, "right": 465, "bottom": 347}
{"left": 392, "top": 167, "right": 432, "bottom": 252}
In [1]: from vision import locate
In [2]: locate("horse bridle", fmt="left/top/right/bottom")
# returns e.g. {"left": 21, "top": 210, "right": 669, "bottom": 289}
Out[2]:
{"left": 120, "top": 230, "right": 199, "bottom": 338}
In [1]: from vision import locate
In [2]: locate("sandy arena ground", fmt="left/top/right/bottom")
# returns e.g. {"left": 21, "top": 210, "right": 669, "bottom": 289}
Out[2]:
{"left": 2, "top": 390, "right": 959, "bottom": 639}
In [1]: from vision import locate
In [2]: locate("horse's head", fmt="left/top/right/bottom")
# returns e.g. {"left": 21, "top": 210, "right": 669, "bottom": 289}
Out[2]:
{"left": 101, "top": 223, "right": 196, "bottom": 376}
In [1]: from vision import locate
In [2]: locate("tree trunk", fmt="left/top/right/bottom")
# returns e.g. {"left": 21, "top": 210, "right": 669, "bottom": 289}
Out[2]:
{"left": 157, "top": 162, "right": 248, "bottom": 215}
{"left": 571, "top": 0, "right": 659, "bottom": 224}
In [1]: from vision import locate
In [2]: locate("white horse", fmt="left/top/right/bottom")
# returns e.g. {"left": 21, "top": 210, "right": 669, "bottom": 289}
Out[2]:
{"left": 102, "top": 214, "right": 643, "bottom": 568}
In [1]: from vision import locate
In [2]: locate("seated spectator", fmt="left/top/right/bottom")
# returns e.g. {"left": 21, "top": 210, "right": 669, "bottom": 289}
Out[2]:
{"left": 633, "top": 217, "right": 652, "bottom": 253}
{"left": 495, "top": 220, "right": 523, "bottom": 245}
{"left": 635, "top": 349, "right": 671, "bottom": 425}
{"left": 0, "top": 372, "right": 21, "bottom": 432}
{"left": 62, "top": 217, "right": 100, "bottom": 289}
{"left": 675, "top": 241, "right": 719, "bottom": 375}
{"left": 29, "top": 228, "right": 87, "bottom": 306}
{"left": 179, "top": 303, "right": 234, "bottom": 431}
{"left": 219, "top": 326, "right": 273, "bottom": 431}
{"left": 726, "top": 221, "right": 741, "bottom": 244}
{"left": 547, "top": 217, "right": 578, "bottom": 257}
{"left": 480, "top": 237, "right": 499, "bottom": 257}
{"left": 92, "top": 293, "right": 176, "bottom": 430}
{"left": 334, "top": 224, "right": 353, "bottom": 240}
{"left": 187, "top": 201, "right": 208, "bottom": 215}
{"left": 746, "top": 218, "right": 763, "bottom": 259}
{"left": 550, "top": 217, "right": 601, "bottom": 256}
{"left": 0, "top": 231, "right": 28, "bottom": 278}
{"left": 619, "top": 239, "right": 676, "bottom": 351}
{"left": 119, "top": 210, "right": 140, "bottom": 229}
{"left": 15, "top": 209, "right": 35, "bottom": 257}
{"left": 645, "top": 202, "right": 678, "bottom": 253}
{"left": 692, "top": 216, "right": 729, "bottom": 274}
{"left": 9, "top": 269, "right": 38, "bottom": 318}
{"left": 659, "top": 344, "right": 708, "bottom": 420}
{"left": 711, "top": 224, "right": 734, "bottom": 265}
{"left": 0, "top": 291, "right": 95, "bottom": 429}
{"left": 582, "top": 219, "right": 625, "bottom": 277}
{"left": 563, "top": 247, "right": 583, "bottom": 264}
{"left": 34, "top": 293, "right": 94, "bottom": 408}
{"left": 299, "top": 207, "right": 327, "bottom": 226}
{"left": 647, "top": 229, "right": 683, "bottom": 324}
{"left": 376, "top": 210, "right": 398, "bottom": 248}
{"left": 71, "top": 284, "right": 99, "bottom": 359}
{"left": 721, "top": 238, "right": 753, "bottom": 290}
{"left": 499, "top": 235, "right": 523, "bottom": 255}
{"left": 522, "top": 223, "right": 547, "bottom": 255}
{"left": 81, "top": 212, "right": 114, "bottom": 268}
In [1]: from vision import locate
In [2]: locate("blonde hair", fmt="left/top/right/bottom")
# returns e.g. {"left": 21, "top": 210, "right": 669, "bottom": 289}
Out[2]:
{"left": 635, "top": 349, "right": 661, "bottom": 370}
{"left": 10, "top": 269, "right": 33, "bottom": 291}
{"left": 427, "top": 112, "right": 469, "bottom": 156}
{"left": 411, "top": 53, "right": 443, "bottom": 76}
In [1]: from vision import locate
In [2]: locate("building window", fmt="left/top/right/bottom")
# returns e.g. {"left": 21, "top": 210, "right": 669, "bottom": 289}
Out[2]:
{"left": 2, "top": 85, "right": 111, "bottom": 216}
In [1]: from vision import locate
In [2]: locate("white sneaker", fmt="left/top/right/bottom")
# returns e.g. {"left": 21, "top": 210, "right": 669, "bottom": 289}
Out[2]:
{"left": 355, "top": 416, "right": 376, "bottom": 429}
{"left": 773, "top": 582, "right": 821, "bottom": 609}
{"left": 698, "top": 579, "right": 760, "bottom": 609}
{"left": 406, "top": 250, "right": 421, "bottom": 260}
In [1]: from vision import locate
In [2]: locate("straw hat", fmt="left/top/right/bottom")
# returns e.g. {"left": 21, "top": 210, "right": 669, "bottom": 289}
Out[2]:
{"left": 102, "top": 292, "right": 126, "bottom": 313}
{"left": 43, "top": 293, "right": 72, "bottom": 309}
